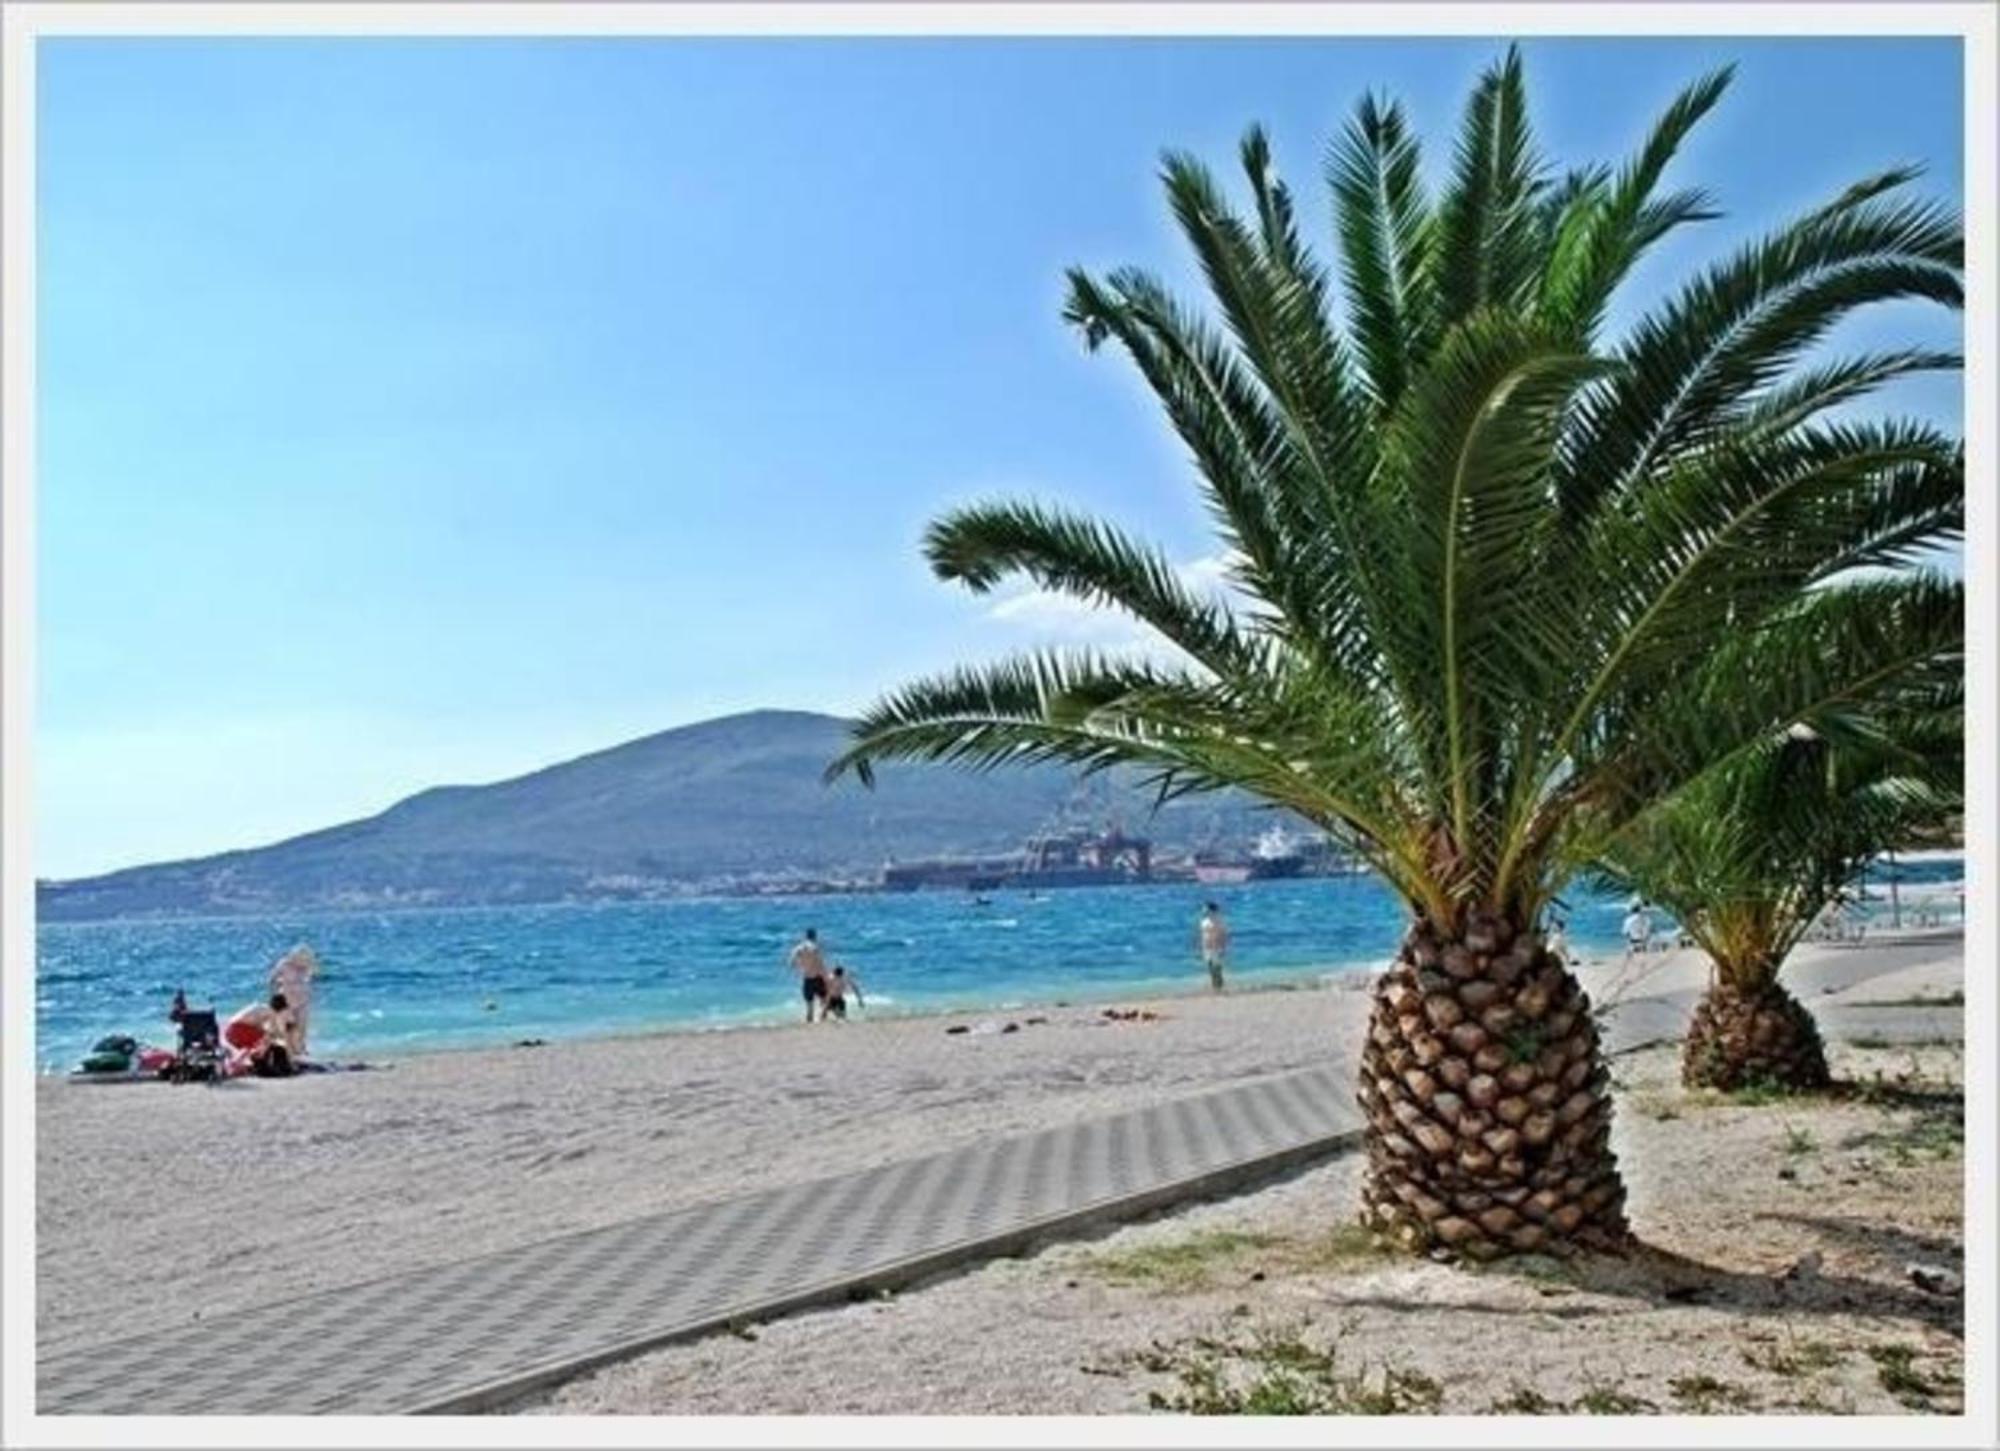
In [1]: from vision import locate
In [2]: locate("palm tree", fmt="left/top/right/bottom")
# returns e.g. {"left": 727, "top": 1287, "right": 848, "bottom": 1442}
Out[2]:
{"left": 1594, "top": 706, "right": 1962, "bottom": 1092}
{"left": 828, "top": 49, "right": 1964, "bottom": 1257}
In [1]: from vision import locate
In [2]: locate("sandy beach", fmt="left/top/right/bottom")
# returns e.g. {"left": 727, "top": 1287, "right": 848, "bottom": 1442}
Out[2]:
{"left": 37, "top": 931, "right": 1964, "bottom": 1401}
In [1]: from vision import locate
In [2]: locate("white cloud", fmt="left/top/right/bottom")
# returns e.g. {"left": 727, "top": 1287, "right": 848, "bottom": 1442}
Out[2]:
{"left": 1176, "top": 550, "right": 1244, "bottom": 598}
{"left": 979, "top": 551, "right": 1249, "bottom": 661}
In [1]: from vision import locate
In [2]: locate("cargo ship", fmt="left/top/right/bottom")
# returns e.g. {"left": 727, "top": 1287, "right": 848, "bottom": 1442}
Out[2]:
{"left": 880, "top": 826, "right": 1152, "bottom": 893}
{"left": 1194, "top": 825, "right": 1307, "bottom": 883}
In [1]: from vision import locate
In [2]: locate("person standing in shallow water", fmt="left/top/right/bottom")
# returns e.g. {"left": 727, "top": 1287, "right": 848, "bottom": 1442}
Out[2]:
{"left": 789, "top": 928, "right": 829, "bottom": 1023}
{"left": 823, "top": 964, "right": 863, "bottom": 1020}
{"left": 1197, "top": 901, "right": 1230, "bottom": 992}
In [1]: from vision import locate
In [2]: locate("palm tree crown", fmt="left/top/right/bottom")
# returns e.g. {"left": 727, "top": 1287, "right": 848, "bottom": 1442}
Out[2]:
{"left": 1600, "top": 707, "right": 1962, "bottom": 986}
{"left": 831, "top": 46, "right": 1964, "bottom": 937}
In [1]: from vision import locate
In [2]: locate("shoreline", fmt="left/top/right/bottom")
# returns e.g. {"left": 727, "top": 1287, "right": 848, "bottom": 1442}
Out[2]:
{"left": 41, "top": 922, "right": 1968, "bottom": 1076}
{"left": 39, "top": 955, "right": 1387, "bottom": 1076}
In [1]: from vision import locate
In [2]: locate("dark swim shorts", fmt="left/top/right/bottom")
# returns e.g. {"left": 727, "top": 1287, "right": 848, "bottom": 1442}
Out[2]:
{"left": 803, "top": 976, "right": 829, "bottom": 1002}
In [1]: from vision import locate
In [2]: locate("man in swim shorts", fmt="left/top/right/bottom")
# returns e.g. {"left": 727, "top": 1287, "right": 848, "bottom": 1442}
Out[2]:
{"left": 790, "top": 927, "right": 829, "bottom": 1022}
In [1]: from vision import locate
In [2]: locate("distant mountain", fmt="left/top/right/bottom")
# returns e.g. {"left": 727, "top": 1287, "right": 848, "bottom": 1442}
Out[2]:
{"left": 37, "top": 709, "right": 1292, "bottom": 921}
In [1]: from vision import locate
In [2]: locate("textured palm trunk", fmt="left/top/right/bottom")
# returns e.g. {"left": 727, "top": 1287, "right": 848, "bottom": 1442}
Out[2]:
{"left": 1681, "top": 976, "right": 1829, "bottom": 1092}
{"left": 1357, "top": 915, "right": 1629, "bottom": 1258}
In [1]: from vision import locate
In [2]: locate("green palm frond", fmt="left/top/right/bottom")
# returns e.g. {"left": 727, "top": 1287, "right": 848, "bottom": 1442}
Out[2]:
{"left": 1736, "top": 348, "right": 1961, "bottom": 443}
{"left": 1059, "top": 266, "right": 1386, "bottom": 688}
{"left": 921, "top": 500, "right": 1250, "bottom": 676}
{"left": 1434, "top": 45, "right": 1547, "bottom": 325}
{"left": 1374, "top": 309, "right": 1608, "bottom": 869}
{"left": 1558, "top": 420, "right": 1961, "bottom": 723}
{"left": 836, "top": 48, "right": 1963, "bottom": 937}
{"left": 1539, "top": 66, "right": 1733, "bottom": 337}
{"left": 1581, "top": 573, "right": 1963, "bottom": 848}
{"left": 1327, "top": 93, "right": 1435, "bottom": 411}
{"left": 1597, "top": 689, "right": 1961, "bottom": 984}
{"left": 1559, "top": 175, "right": 1961, "bottom": 521}
{"left": 1158, "top": 149, "right": 1370, "bottom": 496}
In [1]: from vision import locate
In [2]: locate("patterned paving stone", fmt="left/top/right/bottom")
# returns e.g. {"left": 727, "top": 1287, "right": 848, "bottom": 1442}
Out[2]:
{"left": 38, "top": 1066, "right": 1360, "bottom": 1416}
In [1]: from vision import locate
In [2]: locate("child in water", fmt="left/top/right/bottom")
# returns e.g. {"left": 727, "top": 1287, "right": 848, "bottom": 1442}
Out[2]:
{"left": 824, "top": 965, "right": 864, "bottom": 1020}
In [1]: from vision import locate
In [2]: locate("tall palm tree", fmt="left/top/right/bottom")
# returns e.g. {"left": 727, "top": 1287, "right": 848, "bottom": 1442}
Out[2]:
{"left": 1595, "top": 706, "right": 1962, "bottom": 1092}
{"left": 829, "top": 49, "right": 1964, "bottom": 1257}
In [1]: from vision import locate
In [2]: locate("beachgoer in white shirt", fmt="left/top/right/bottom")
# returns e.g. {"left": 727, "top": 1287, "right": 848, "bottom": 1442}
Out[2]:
{"left": 1197, "top": 902, "right": 1230, "bottom": 991}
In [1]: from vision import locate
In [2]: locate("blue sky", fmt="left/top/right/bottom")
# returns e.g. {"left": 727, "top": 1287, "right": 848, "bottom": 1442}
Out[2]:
{"left": 37, "top": 36, "right": 1964, "bottom": 878}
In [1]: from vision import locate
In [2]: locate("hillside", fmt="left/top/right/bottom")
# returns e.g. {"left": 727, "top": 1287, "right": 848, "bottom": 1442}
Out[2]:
{"left": 37, "top": 710, "right": 1288, "bottom": 921}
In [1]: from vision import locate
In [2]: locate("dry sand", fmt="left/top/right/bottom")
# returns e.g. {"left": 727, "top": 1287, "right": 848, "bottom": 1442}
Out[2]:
{"left": 36, "top": 932, "right": 1965, "bottom": 1416}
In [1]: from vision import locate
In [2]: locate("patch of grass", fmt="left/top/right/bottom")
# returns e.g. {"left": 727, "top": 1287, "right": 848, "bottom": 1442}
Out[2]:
{"left": 1669, "top": 1374, "right": 1759, "bottom": 1413}
{"left": 1781, "top": 1123, "right": 1818, "bottom": 1157}
{"left": 1288, "top": 1221, "right": 1396, "bottom": 1273}
{"left": 1083, "top": 1230, "right": 1280, "bottom": 1290}
{"left": 1848, "top": 1091, "right": 1964, "bottom": 1167}
{"left": 1892, "top": 1117, "right": 1964, "bottom": 1165}
{"left": 1849, "top": 991, "right": 1963, "bottom": 1009}
{"left": 1469, "top": 1251, "right": 1577, "bottom": 1293}
{"left": 1487, "top": 1385, "right": 1561, "bottom": 1415}
{"left": 1626, "top": 1090, "right": 1683, "bottom": 1121}
{"left": 1136, "top": 1324, "right": 1444, "bottom": 1416}
{"left": 1084, "top": 1221, "right": 1395, "bottom": 1294}
{"left": 1725, "top": 1074, "right": 1801, "bottom": 1106}
{"left": 1743, "top": 1335, "right": 1844, "bottom": 1378}
{"left": 1571, "top": 1379, "right": 1658, "bottom": 1415}
{"left": 1783, "top": 1383, "right": 1859, "bottom": 1415}
{"left": 1867, "top": 1344, "right": 1956, "bottom": 1409}
{"left": 1685, "top": 1073, "right": 1817, "bottom": 1109}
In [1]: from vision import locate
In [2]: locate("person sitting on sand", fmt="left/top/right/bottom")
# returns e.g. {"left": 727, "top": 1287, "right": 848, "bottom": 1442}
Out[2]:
{"left": 223, "top": 993, "right": 299, "bottom": 1077}
{"left": 790, "top": 928, "right": 829, "bottom": 1023}
{"left": 824, "top": 964, "right": 863, "bottom": 1020}
{"left": 1197, "top": 902, "right": 1230, "bottom": 992}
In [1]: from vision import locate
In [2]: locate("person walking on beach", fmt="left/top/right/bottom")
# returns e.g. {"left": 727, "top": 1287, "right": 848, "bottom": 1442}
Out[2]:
{"left": 824, "top": 964, "right": 863, "bottom": 1020}
{"left": 1622, "top": 902, "right": 1654, "bottom": 962}
{"left": 1197, "top": 902, "right": 1230, "bottom": 992}
{"left": 790, "top": 928, "right": 829, "bottom": 1022}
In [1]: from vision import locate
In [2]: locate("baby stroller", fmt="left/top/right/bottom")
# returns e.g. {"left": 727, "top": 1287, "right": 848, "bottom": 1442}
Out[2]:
{"left": 164, "top": 1009, "right": 223, "bottom": 1084}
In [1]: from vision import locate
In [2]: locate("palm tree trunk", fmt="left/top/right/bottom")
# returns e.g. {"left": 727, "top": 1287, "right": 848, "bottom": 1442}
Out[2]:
{"left": 1358, "top": 916, "right": 1629, "bottom": 1258}
{"left": 1681, "top": 977, "right": 1829, "bottom": 1091}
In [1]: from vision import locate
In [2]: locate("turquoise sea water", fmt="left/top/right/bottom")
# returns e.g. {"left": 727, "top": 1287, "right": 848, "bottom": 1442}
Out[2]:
{"left": 35, "top": 858, "right": 1962, "bottom": 1072}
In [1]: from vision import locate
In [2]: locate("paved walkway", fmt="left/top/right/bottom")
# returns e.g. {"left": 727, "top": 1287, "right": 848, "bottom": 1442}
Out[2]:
{"left": 39, "top": 1066, "right": 1361, "bottom": 1415}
